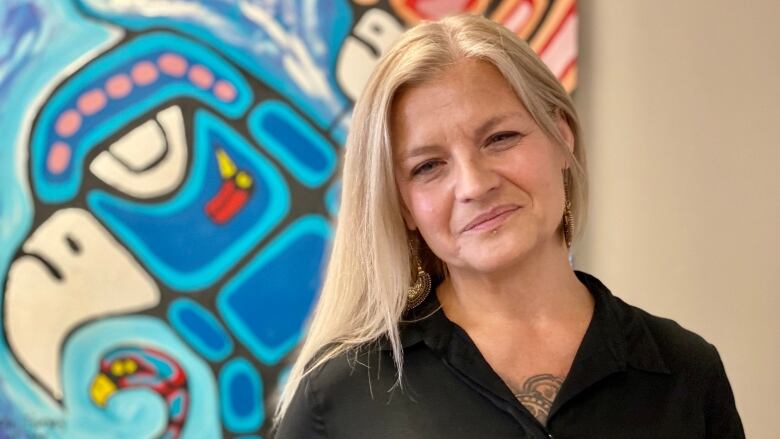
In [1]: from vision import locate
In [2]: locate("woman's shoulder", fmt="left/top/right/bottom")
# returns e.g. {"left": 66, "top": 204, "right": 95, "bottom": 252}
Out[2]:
{"left": 275, "top": 344, "right": 395, "bottom": 438}
{"left": 577, "top": 271, "right": 722, "bottom": 372}
{"left": 644, "top": 305, "right": 719, "bottom": 357}
{"left": 609, "top": 290, "right": 723, "bottom": 375}
{"left": 607, "top": 292, "right": 745, "bottom": 437}
{"left": 303, "top": 342, "right": 397, "bottom": 401}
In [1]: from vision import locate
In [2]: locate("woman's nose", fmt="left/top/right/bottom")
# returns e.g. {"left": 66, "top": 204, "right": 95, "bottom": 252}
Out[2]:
{"left": 453, "top": 156, "right": 500, "bottom": 202}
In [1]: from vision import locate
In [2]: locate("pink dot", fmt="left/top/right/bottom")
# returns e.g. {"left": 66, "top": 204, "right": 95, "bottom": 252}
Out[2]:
{"left": 77, "top": 89, "right": 107, "bottom": 116}
{"left": 158, "top": 53, "right": 188, "bottom": 77}
{"left": 105, "top": 74, "right": 133, "bottom": 99}
{"left": 213, "top": 80, "right": 237, "bottom": 102}
{"left": 131, "top": 61, "right": 159, "bottom": 86}
{"left": 188, "top": 64, "right": 214, "bottom": 89}
{"left": 47, "top": 142, "right": 71, "bottom": 175}
{"left": 55, "top": 110, "right": 82, "bottom": 138}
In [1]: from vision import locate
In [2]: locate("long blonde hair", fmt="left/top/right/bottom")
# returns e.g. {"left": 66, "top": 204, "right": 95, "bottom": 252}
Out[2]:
{"left": 275, "top": 13, "right": 586, "bottom": 421}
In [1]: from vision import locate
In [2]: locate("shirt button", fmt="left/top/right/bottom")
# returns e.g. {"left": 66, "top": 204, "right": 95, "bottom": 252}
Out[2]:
{"left": 547, "top": 435, "right": 554, "bottom": 439}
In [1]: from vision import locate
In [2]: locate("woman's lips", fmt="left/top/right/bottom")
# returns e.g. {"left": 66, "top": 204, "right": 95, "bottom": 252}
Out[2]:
{"left": 461, "top": 205, "right": 520, "bottom": 233}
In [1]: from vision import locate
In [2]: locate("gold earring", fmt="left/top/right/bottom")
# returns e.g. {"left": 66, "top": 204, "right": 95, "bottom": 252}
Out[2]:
{"left": 562, "top": 168, "right": 574, "bottom": 248}
{"left": 406, "top": 242, "right": 431, "bottom": 312}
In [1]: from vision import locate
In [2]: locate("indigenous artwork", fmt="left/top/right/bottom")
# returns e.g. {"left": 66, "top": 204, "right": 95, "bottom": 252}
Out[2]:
{"left": 0, "top": 0, "right": 576, "bottom": 437}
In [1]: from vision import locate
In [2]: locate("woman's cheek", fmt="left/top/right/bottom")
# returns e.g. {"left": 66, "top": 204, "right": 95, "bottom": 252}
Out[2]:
{"left": 411, "top": 191, "right": 449, "bottom": 232}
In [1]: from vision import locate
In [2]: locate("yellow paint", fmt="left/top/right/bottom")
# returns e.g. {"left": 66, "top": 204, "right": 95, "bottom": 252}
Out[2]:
{"left": 216, "top": 148, "right": 237, "bottom": 179}
{"left": 125, "top": 359, "right": 138, "bottom": 374}
{"left": 90, "top": 373, "right": 117, "bottom": 407}
{"left": 235, "top": 171, "right": 253, "bottom": 189}
{"left": 110, "top": 361, "right": 124, "bottom": 377}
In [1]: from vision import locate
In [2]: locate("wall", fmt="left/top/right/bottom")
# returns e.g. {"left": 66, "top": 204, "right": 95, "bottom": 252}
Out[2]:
{"left": 0, "top": 1, "right": 575, "bottom": 437}
{"left": 575, "top": 1, "right": 780, "bottom": 438}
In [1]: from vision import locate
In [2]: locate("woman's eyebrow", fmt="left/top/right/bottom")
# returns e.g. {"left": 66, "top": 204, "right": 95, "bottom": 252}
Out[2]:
{"left": 473, "top": 112, "right": 523, "bottom": 140}
{"left": 400, "top": 144, "right": 441, "bottom": 161}
{"left": 397, "top": 111, "right": 525, "bottom": 161}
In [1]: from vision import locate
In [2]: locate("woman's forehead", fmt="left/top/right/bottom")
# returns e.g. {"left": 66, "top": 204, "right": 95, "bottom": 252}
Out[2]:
{"left": 389, "top": 61, "right": 531, "bottom": 153}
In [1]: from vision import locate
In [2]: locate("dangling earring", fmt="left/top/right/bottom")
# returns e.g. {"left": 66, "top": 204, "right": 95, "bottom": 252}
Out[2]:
{"left": 562, "top": 168, "right": 574, "bottom": 249}
{"left": 406, "top": 240, "right": 431, "bottom": 312}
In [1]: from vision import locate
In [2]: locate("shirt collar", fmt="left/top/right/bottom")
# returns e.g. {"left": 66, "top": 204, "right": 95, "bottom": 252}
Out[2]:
{"left": 378, "top": 271, "right": 671, "bottom": 423}
{"left": 546, "top": 271, "right": 671, "bottom": 418}
{"left": 385, "top": 271, "right": 670, "bottom": 377}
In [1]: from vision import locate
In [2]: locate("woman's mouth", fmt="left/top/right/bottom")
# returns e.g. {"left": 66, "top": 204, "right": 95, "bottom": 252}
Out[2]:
{"left": 461, "top": 205, "right": 520, "bottom": 233}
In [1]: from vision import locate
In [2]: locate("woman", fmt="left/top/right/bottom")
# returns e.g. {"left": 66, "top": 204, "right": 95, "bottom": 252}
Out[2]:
{"left": 274, "top": 14, "right": 744, "bottom": 438}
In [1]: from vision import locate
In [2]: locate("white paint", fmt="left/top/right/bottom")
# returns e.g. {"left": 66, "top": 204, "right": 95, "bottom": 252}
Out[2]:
{"left": 82, "top": 0, "right": 229, "bottom": 29}
{"left": 107, "top": 116, "right": 167, "bottom": 170}
{"left": 5, "top": 208, "right": 160, "bottom": 399}
{"left": 336, "top": 8, "right": 403, "bottom": 101}
{"left": 239, "top": 0, "right": 331, "bottom": 99}
{"left": 89, "top": 106, "right": 187, "bottom": 198}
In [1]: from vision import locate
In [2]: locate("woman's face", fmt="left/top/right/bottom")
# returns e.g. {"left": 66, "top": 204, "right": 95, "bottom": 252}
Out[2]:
{"left": 391, "top": 59, "right": 573, "bottom": 276}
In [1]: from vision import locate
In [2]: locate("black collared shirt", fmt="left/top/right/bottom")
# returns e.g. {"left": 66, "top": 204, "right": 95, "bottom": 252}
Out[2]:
{"left": 275, "top": 272, "right": 745, "bottom": 438}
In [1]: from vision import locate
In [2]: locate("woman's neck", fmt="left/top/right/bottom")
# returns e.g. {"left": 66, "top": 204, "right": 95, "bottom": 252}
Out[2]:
{"left": 437, "top": 243, "right": 592, "bottom": 330}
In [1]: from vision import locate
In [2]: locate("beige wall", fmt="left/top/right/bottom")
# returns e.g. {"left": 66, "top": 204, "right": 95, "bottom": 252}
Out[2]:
{"left": 574, "top": 1, "right": 779, "bottom": 437}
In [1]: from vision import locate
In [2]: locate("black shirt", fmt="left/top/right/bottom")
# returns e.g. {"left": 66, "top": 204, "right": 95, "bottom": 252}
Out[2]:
{"left": 275, "top": 272, "right": 745, "bottom": 438}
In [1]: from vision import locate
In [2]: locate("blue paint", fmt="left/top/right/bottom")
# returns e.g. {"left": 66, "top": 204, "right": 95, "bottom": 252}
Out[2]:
{"left": 89, "top": 110, "right": 290, "bottom": 291}
{"left": 330, "top": 112, "right": 351, "bottom": 146}
{"left": 75, "top": 0, "right": 352, "bottom": 129}
{"left": 61, "top": 317, "right": 220, "bottom": 438}
{"left": 0, "top": 3, "right": 43, "bottom": 99}
{"left": 249, "top": 101, "right": 337, "bottom": 188}
{"left": 169, "top": 392, "right": 184, "bottom": 418}
{"left": 231, "top": 374, "right": 253, "bottom": 416}
{"left": 30, "top": 32, "right": 253, "bottom": 204}
{"left": 168, "top": 298, "right": 233, "bottom": 362}
{"left": 219, "top": 357, "right": 263, "bottom": 433}
{"left": 325, "top": 180, "right": 341, "bottom": 218}
{"left": 218, "top": 215, "right": 330, "bottom": 365}
{"left": 0, "top": 0, "right": 113, "bottom": 422}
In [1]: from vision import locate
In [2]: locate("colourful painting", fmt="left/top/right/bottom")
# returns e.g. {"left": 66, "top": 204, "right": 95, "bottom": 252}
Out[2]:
{"left": 0, "top": 0, "right": 577, "bottom": 437}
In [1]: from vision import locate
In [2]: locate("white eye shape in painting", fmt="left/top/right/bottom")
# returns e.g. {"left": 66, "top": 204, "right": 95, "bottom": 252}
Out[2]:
{"left": 89, "top": 105, "right": 187, "bottom": 199}
{"left": 4, "top": 208, "right": 160, "bottom": 399}
{"left": 337, "top": 8, "right": 404, "bottom": 101}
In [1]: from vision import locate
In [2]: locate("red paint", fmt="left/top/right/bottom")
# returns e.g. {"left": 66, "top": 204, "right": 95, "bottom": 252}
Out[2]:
{"left": 212, "top": 189, "right": 249, "bottom": 224}
{"left": 213, "top": 80, "right": 237, "bottom": 102}
{"left": 47, "top": 141, "right": 72, "bottom": 174}
{"left": 205, "top": 180, "right": 250, "bottom": 224}
{"left": 105, "top": 73, "right": 133, "bottom": 98}
{"left": 158, "top": 53, "right": 188, "bottom": 77}
{"left": 131, "top": 61, "right": 159, "bottom": 86}
{"left": 205, "top": 180, "right": 236, "bottom": 219}
{"left": 537, "top": 2, "right": 576, "bottom": 55}
{"left": 404, "top": 0, "right": 477, "bottom": 19}
{"left": 188, "top": 64, "right": 214, "bottom": 89}
{"left": 55, "top": 110, "right": 81, "bottom": 137}
{"left": 77, "top": 89, "right": 108, "bottom": 115}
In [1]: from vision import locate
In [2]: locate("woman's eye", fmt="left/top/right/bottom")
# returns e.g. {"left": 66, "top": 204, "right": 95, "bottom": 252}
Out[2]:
{"left": 411, "top": 160, "right": 441, "bottom": 177}
{"left": 486, "top": 131, "right": 520, "bottom": 147}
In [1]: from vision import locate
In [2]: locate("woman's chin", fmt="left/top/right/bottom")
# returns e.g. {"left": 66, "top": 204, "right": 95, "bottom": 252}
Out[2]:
{"left": 452, "top": 242, "right": 537, "bottom": 275}
{"left": 450, "top": 228, "right": 564, "bottom": 275}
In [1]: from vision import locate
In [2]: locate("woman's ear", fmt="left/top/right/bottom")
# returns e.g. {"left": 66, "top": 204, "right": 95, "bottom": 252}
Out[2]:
{"left": 556, "top": 113, "right": 575, "bottom": 155}
{"left": 400, "top": 202, "right": 417, "bottom": 231}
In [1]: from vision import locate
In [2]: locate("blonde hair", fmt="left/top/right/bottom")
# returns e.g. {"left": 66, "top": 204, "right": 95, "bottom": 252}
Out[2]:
{"left": 275, "top": 13, "right": 586, "bottom": 422}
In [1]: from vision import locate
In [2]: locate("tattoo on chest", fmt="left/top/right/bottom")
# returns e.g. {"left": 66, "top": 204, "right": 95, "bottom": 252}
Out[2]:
{"left": 512, "top": 374, "right": 564, "bottom": 424}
